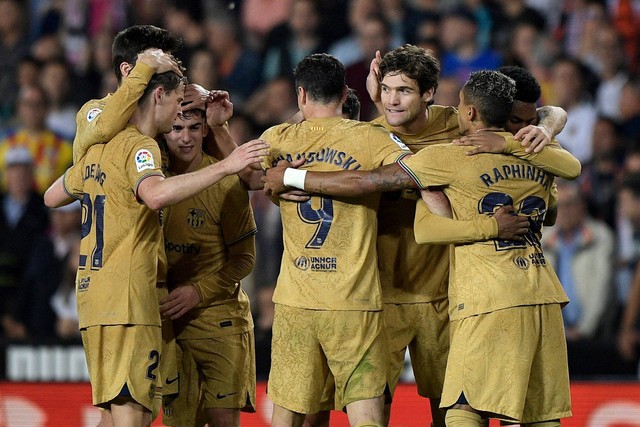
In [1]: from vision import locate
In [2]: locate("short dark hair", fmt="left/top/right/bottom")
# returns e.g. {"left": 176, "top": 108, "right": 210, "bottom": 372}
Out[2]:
{"left": 139, "top": 72, "right": 186, "bottom": 106}
{"left": 342, "top": 87, "right": 361, "bottom": 120}
{"left": 294, "top": 53, "right": 345, "bottom": 104}
{"left": 463, "top": 70, "right": 515, "bottom": 128}
{"left": 112, "top": 25, "right": 182, "bottom": 83}
{"left": 380, "top": 44, "right": 440, "bottom": 104}
{"left": 497, "top": 65, "right": 541, "bottom": 104}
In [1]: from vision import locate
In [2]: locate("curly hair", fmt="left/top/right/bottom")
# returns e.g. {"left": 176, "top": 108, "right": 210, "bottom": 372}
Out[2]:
{"left": 463, "top": 70, "right": 515, "bottom": 128}
{"left": 379, "top": 44, "right": 440, "bottom": 104}
{"left": 497, "top": 65, "right": 541, "bottom": 104}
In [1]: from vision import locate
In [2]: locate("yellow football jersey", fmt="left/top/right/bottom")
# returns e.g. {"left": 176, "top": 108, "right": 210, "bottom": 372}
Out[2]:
{"left": 73, "top": 62, "right": 155, "bottom": 163}
{"left": 398, "top": 133, "right": 569, "bottom": 321}
{"left": 372, "top": 105, "right": 462, "bottom": 304}
{"left": 261, "top": 117, "right": 410, "bottom": 311}
{"left": 163, "top": 153, "right": 257, "bottom": 339}
{"left": 64, "top": 125, "right": 165, "bottom": 328}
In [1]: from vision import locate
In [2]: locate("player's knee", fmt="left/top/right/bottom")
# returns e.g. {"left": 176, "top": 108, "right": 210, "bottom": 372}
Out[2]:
{"left": 445, "top": 408, "right": 486, "bottom": 427}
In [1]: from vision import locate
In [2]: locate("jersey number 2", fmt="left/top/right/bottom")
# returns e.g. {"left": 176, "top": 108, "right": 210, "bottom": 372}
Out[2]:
{"left": 79, "top": 193, "right": 106, "bottom": 270}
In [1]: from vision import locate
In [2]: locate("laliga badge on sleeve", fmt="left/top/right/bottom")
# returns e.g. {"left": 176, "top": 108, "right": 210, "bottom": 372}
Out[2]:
{"left": 135, "top": 149, "right": 155, "bottom": 172}
{"left": 87, "top": 108, "right": 102, "bottom": 122}
{"left": 390, "top": 132, "right": 410, "bottom": 151}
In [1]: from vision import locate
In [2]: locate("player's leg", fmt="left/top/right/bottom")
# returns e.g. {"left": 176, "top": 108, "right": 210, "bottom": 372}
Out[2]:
{"left": 303, "top": 410, "right": 330, "bottom": 427}
{"left": 269, "top": 305, "right": 329, "bottom": 425}
{"left": 444, "top": 406, "right": 487, "bottom": 427}
{"left": 345, "top": 396, "right": 385, "bottom": 427}
{"left": 96, "top": 409, "right": 112, "bottom": 427}
{"left": 322, "top": 310, "right": 388, "bottom": 427}
{"left": 272, "top": 404, "right": 306, "bottom": 427}
{"left": 110, "top": 397, "right": 152, "bottom": 427}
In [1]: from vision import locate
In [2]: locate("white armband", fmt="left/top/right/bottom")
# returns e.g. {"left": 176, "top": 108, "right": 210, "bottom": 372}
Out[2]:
{"left": 283, "top": 168, "right": 307, "bottom": 190}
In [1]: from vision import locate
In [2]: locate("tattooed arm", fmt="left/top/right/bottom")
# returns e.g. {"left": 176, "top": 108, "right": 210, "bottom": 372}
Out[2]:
{"left": 262, "top": 161, "right": 418, "bottom": 197}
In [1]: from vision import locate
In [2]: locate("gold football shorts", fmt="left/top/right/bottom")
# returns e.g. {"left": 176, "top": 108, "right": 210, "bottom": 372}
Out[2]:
{"left": 269, "top": 304, "right": 389, "bottom": 414}
{"left": 441, "top": 304, "right": 572, "bottom": 423}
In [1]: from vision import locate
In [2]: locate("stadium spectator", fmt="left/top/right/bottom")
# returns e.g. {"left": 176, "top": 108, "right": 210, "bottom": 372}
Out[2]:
{"left": 0, "top": 147, "right": 48, "bottom": 335}
{"left": 261, "top": 0, "right": 330, "bottom": 82}
{"left": 542, "top": 180, "right": 616, "bottom": 341}
{"left": 5, "top": 200, "right": 81, "bottom": 340}
{"left": 40, "top": 59, "right": 78, "bottom": 140}
{"left": 345, "top": 13, "right": 393, "bottom": 120}
{"left": 0, "top": 0, "right": 28, "bottom": 125}
{"left": 0, "top": 85, "right": 72, "bottom": 194}
{"left": 549, "top": 55, "right": 598, "bottom": 164}
{"left": 439, "top": 7, "right": 501, "bottom": 85}
{"left": 205, "top": 13, "right": 262, "bottom": 108}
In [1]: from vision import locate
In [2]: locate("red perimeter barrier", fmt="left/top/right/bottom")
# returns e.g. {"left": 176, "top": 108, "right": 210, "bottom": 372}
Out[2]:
{"left": 0, "top": 381, "right": 639, "bottom": 426}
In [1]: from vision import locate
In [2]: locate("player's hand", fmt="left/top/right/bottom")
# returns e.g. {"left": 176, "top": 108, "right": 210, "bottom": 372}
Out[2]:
{"left": 453, "top": 131, "right": 507, "bottom": 155}
{"left": 515, "top": 125, "right": 551, "bottom": 153}
{"left": 137, "top": 48, "right": 184, "bottom": 77}
{"left": 366, "top": 50, "right": 383, "bottom": 103}
{"left": 221, "top": 139, "right": 269, "bottom": 174}
{"left": 206, "top": 90, "right": 234, "bottom": 126}
{"left": 182, "top": 83, "right": 210, "bottom": 111}
{"left": 493, "top": 206, "right": 529, "bottom": 241}
{"left": 262, "top": 158, "right": 306, "bottom": 196}
{"left": 279, "top": 189, "right": 311, "bottom": 202}
{"left": 159, "top": 285, "right": 201, "bottom": 319}
{"left": 420, "top": 188, "right": 452, "bottom": 218}
{"left": 618, "top": 328, "right": 640, "bottom": 361}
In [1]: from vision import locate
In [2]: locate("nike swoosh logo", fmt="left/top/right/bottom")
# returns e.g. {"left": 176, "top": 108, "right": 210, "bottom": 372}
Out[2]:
{"left": 216, "top": 391, "right": 238, "bottom": 399}
{"left": 166, "top": 376, "right": 179, "bottom": 385}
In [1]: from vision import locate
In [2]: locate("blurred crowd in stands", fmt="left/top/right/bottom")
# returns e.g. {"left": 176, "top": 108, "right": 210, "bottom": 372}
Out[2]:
{"left": 0, "top": 0, "right": 639, "bottom": 380}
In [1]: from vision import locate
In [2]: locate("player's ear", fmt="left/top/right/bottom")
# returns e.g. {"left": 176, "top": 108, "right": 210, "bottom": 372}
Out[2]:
{"left": 341, "top": 85, "right": 348, "bottom": 104}
{"left": 297, "top": 86, "right": 306, "bottom": 105}
{"left": 422, "top": 87, "right": 436, "bottom": 104}
{"left": 120, "top": 62, "right": 133, "bottom": 79}
{"left": 154, "top": 86, "right": 166, "bottom": 104}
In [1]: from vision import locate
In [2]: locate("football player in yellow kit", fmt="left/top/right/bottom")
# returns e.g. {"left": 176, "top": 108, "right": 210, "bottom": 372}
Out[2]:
{"left": 306, "top": 45, "right": 569, "bottom": 427}
{"left": 160, "top": 105, "right": 258, "bottom": 427}
{"left": 44, "top": 69, "right": 268, "bottom": 427}
{"left": 263, "top": 70, "right": 577, "bottom": 427}
{"left": 260, "top": 53, "right": 412, "bottom": 427}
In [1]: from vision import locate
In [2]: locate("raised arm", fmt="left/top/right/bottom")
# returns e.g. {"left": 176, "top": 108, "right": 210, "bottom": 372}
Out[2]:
{"left": 73, "top": 49, "right": 183, "bottom": 162}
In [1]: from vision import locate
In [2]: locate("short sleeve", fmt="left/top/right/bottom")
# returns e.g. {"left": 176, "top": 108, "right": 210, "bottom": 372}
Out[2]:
{"left": 62, "top": 161, "right": 86, "bottom": 199}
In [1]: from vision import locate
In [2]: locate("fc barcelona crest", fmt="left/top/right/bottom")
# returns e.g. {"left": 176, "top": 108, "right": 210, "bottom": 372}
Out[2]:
{"left": 186, "top": 208, "right": 205, "bottom": 228}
